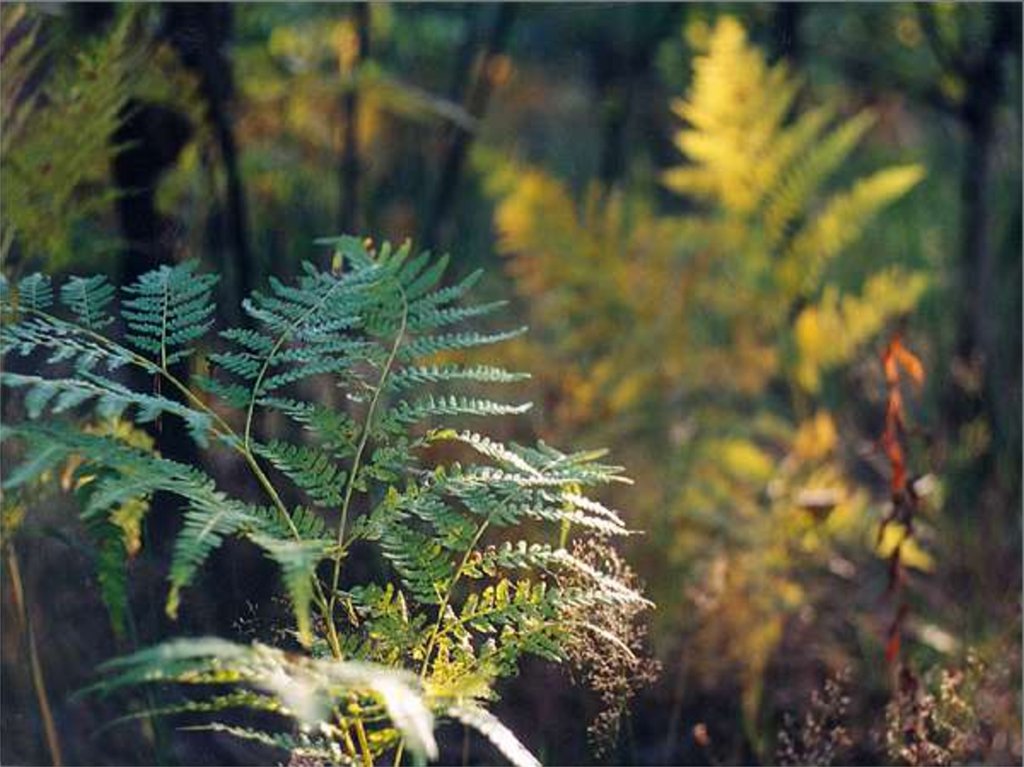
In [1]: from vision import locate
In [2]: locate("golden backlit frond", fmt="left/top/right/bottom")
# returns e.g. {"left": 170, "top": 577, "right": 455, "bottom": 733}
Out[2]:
{"left": 664, "top": 16, "right": 800, "bottom": 213}
{"left": 794, "top": 268, "right": 929, "bottom": 392}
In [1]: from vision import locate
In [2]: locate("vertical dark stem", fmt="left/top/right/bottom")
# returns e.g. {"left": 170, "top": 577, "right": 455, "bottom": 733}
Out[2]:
{"left": 770, "top": 2, "right": 802, "bottom": 64}
{"left": 595, "top": 48, "right": 632, "bottom": 188}
{"left": 943, "top": 5, "right": 1016, "bottom": 442}
{"left": 112, "top": 104, "right": 192, "bottom": 286}
{"left": 208, "top": 40, "right": 253, "bottom": 316}
{"left": 662, "top": 651, "right": 688, "bottom": 764}
{"left": 593, "top": 5, "right": 679, "bottom": 190}
{"left": 958, "top": 110, "right": 995, "bottom": 371}
{"left": 162, "top": 3, "right": 252, "bottom": 318}
{"left": 5, "top": 544, "right": 63, "bottom": 767}
{"left": 423, "top": 3, "right": 517, "bottom": 249}
{"left": 339, "top": 3, "right": 370, "bottom": 235}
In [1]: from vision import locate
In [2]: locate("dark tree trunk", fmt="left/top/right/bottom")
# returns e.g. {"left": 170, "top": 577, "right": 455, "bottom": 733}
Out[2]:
{"left": 770, "top": 2, "right": 803, "bottom": 64}
{"left": 594, "top": 46, "right": 633, "bottom": 188}
{"left": 162, "top": 3, "right": 252, "bottom": 317}
{"left": 943, "top": 5, "right": 1018, "bottom": 444}
{"left": 423, "top": 3, "right": 517, "bottom": 250}
{"left": 593, "top": 5, "right": 680, "bottom": 189}
{"left": 112, "top": 106, "right": 193, "bottom": 285}
{"left": 339, "top": 4, "right": 370, "bottom": 235}
{"left": 105, "top": 6, "right": 272, "bottom": 642}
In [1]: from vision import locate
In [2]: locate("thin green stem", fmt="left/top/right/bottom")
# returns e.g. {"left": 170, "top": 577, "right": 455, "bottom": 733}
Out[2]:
{"left": 354, "top": 717, "right": 375, "bottom": 767}
{"left": 243, "top": 279, "right": 347, "bottom": 452}
{"left": 327, "top": 291, "right": 408, "bottom": 621}
{"left": 418, "top": 519, "right": 489, "bottom": 680}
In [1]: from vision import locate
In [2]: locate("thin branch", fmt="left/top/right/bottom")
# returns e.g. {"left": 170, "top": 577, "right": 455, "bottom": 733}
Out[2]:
{"left": 5, "top": 543, "right": 63, "bottom": 767}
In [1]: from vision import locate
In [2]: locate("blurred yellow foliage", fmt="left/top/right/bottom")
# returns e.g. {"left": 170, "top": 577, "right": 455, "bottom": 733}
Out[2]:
{"left": 484, "top": 14, "right": 929, "bottom": 741}
{"left": 793, "top": 411, "right": 838, "bottom": 460}
{"left": 794, "top": 269, "right": 929, "bottom": 392}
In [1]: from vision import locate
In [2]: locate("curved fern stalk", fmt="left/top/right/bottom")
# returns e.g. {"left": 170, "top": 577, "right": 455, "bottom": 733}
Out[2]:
{"left": 327, "top": 279, "right": 407, "bottom": 616}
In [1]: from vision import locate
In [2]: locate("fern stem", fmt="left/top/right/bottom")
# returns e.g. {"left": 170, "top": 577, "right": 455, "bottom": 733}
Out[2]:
{"left": 393, "top": 520, "right": 489, "bottom": 767}
{"left": 243, "top": 279, "right": 348, "bottom": 453}
{"left": 159, "top": 275, "right": 169, "bottom": 372}
{"left": 334, "top": 710, "right": 359, "bottom": 761}
{"left": 5, "top": 543, "right": 63, "bottom": 767}
{"left": 418, "top": 519, "right": 489, "bottom": 681}
{"left": 354, "top": 717, "right": 375, "bottom": 767}
{"left": 327, "top": 289, "right": 408, "bottom": 632}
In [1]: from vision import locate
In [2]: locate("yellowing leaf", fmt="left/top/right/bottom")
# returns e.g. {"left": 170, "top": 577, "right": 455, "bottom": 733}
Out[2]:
{"left": 793, "top": 411, "right": 838, "bottom": 460}
{"left": 875, "top": 523, "right": 935, "bottom": 572}
{"left": 717, "top": 439, "right": 775, "bottom": 483}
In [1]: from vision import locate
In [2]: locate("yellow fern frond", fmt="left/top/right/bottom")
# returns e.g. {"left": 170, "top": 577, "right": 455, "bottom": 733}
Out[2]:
{"left": 781, "top": 165, "right": 926, "bottom": 295}
{"left": 762, "top": 109, "right": 876, "bottom": 249}
{"left": 794, "top": 268, "right": 929, "bottom": 392}
{"left": 665, "top": 17, "right": 800, "bottom": 213}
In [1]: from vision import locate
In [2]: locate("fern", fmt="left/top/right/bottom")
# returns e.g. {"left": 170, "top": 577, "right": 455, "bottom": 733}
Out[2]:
{"left": 61, "top": 275, "right": 116, "bottom": 330}
{"left": 254, "top": 440, "right": 348, "bottom": 507}
{"left": 17, "top": 273, "right": 53, "bottom": 311}
{"left": 664, "top": 16, "right": 925, "bottom": 303}
{"left": 121, "top": 261, "right": 219, "bottom": 367}
{"left": 482, "top": 14, "right": 930, "bottom": 742}
{"left": 1, "top": 5, "right": 204, "bottom": 267}
{"left": 2, "top": 234, "right": 648, "bottom": 766}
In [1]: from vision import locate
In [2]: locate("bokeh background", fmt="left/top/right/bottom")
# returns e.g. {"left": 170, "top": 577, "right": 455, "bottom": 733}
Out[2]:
{"left": 1, "top": 3, "right": 1021, "bottom": 765}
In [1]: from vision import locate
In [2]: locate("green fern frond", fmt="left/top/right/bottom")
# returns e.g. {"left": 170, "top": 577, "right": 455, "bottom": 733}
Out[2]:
{"left": 380, "top": 525, "right": 456, "bottom": 604}
{"left": 166, "top": 497, "right": 332, "bottom": 634}
{"left": 256, "top": 398, "right": 358, "bottom": 457}
{"left": 60, "top": 275, "right": 116, "bottom": 330}
{"left": 408, "top": 268, "right": 484, "bottom": 312}
{"left": 248, "top": 534, "right": 331, "bottom": 646}
{"left": 2, "top": 314, "right": 140, "bottom": 373}
{"left": 166, "top": 500, "right": 265, "bottom": 619}
{"left": 0, "top": 372, "right": 213, "bottom": 445}
{"left": 407, "top": 299, "right": 508, "bottom": 332}
{"left": 383, "top": 395, "right": 533, "bottom": 428}
{"left": 17, "top": 273, "right": 54, "bottom": 312}
{"left": 400, "top": 327, "right": 528, "bottom": 360}
{"left": 92, "top": 522, "right": 132, "bottom": 639}
{"left": 121, "top": 260, "right": 219, "bottom": 366}
{"left": 254, "top": 440, "right": 347, "bottom": 507}
{"left": 3, "top": 235, "right": 649, "bottom": 766}
{"left": 387, "top": 365, "right": 530, "bottom": 393}
{"left": 93, "top": 638, "right": 440, "bottom": 761}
